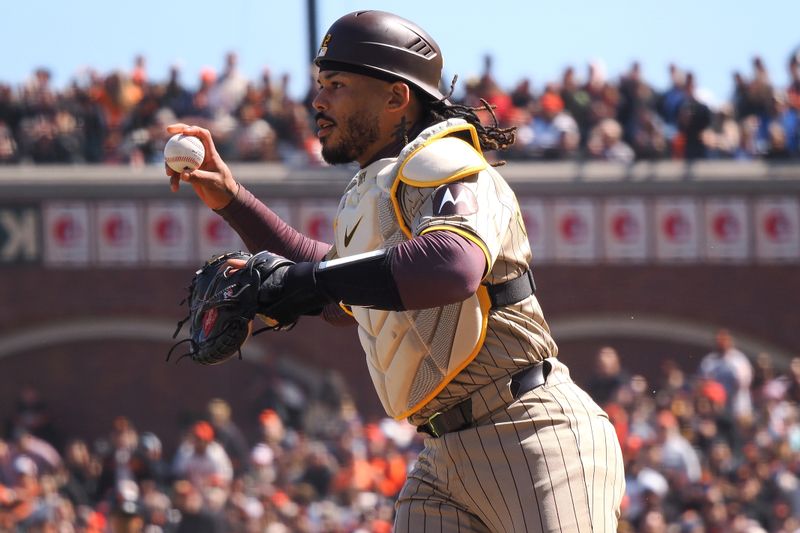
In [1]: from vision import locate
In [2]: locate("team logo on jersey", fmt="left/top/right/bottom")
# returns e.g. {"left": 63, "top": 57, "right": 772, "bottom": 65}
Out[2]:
{"left": 432, "top": 183, "right": 478, "bottom": 216}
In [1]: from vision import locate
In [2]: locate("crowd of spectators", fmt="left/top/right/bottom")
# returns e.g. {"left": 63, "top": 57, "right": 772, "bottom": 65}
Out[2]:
{"left": 594, "top": 330, "right": 800, "bottom": 532}
{"left": 1, "top": 49, "right": 799, "bottom": 166}
{"left": 1, "top": 328, "right": 799, "bottom": 532}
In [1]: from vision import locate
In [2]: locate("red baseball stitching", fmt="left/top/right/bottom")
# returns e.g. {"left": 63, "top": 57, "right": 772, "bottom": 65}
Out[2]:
{"left": 166, "top": 156, "right": 202, "bottom": 163}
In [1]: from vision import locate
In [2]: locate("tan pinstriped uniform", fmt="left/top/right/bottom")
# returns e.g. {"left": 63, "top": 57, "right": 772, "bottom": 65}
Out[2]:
{"left": 329, "top": 119, "right": 624, "bottom": 532}
{"left": 397, "top": 358, "right": 625, "bottom": 532}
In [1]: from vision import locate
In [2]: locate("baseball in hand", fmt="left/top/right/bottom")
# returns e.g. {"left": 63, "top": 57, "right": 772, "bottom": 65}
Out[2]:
{"left": 164, "top": 133, "right": 205, "bottom": 173}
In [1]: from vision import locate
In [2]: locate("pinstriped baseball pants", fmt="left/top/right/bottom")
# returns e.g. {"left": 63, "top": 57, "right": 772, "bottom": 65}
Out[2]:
{"left": 395, "top": 358, "right": 625, "bottom": 533}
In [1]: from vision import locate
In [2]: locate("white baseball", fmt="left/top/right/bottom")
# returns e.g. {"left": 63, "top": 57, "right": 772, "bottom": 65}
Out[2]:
{"left": 164, "top": 133, "right": 205, "bottom": 173}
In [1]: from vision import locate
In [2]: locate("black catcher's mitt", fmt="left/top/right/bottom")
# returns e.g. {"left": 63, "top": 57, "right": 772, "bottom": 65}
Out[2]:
{"left": 168, "top": 251, "right": 295, "bottom": 365}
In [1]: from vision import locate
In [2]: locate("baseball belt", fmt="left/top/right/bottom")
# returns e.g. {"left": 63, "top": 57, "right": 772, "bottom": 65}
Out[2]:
{"left": 417, "top": 360, "right": 548, "bottom": 438}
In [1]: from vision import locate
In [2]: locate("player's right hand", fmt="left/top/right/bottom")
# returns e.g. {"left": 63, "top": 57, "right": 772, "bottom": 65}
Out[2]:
{"left": 165, "top": 123, "right": 239, "bottom": 210}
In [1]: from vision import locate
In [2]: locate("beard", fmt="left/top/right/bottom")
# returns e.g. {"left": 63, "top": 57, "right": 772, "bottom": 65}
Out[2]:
{"left": 320, "top": 109, "right": 380, "bottom": 165}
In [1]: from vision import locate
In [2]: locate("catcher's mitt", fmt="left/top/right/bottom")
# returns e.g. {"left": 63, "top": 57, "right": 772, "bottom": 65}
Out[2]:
{"left": 168, "top": 251, "right": 295, "bottom": 365}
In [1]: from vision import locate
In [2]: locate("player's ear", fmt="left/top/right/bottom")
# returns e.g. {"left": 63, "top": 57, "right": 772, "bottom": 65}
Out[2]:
{"left": 386, "top": 81, "right": 412, "bottom": 112}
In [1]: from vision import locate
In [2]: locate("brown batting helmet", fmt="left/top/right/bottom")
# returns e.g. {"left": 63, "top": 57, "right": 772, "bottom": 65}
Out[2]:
{"left": 314, "top": 10, "right": 445, "bottom": 101}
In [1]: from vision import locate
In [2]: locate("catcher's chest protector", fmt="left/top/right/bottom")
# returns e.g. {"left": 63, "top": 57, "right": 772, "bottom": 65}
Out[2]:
{"left": 332, "top": 120, "right": 491, "bottom": 419}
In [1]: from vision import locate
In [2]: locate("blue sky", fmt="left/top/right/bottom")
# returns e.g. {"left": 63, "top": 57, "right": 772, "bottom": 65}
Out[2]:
{"left": 2, "top": 1, "right": 798, "bottom": 107}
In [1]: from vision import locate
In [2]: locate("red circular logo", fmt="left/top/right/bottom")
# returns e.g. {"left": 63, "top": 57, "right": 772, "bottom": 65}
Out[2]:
{"left": 560, "top": 212, "right": 587, "bottom": 243}
{"left": 663, "top": 210, "right": 690, "bottom": 242}
{"left": 205, "top": 217, "right": 229, "bottom": 244}
{"left": 103, "top": 214, "right": 132, "bottom": 244}
{"left": 764, "top": 209, "right": 791, "bottom": 242}
{"left": 611, "top": 210, "right": 639, "bottom": 242}
{"left": 53, "top": 215, "right": 82, "bottom": 244}
{"left": 712, "top": 209, "right": 740, "bottom": 242}
{"left": 155, "top": 215, "right": 182, "bottom": 244}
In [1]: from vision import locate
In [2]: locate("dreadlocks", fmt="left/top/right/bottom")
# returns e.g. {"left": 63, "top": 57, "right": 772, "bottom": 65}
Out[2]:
{"left": 422, "top": 76, "right": 517, "bottom": 156}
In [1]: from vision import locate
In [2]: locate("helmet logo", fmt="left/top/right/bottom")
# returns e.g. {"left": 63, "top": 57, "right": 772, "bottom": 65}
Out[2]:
{"left": 318, "top": 34, "right": 331, "bottom": 57}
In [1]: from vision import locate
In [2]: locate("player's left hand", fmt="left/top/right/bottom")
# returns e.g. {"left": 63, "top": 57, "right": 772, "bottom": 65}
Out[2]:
{"left": 168, "top": 251, "right": 298, "bottom": 365}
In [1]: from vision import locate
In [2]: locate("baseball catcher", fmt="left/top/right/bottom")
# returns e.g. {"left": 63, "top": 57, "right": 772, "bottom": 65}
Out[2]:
{"left": 164, "top": 10, "right": 625, "bottom": 532}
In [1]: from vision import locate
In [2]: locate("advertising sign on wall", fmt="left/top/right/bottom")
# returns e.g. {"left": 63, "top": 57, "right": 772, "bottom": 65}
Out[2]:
{"left": 754, "top": 197, "right": 800, "bottom": 261}
{"left": 704, "top": 198, "right": 750, "bottom": 261}
{"left": 96, "top": 202, "right": 141, "bottom": 265}
{"left": 654, "top": 198, "right": 701, "bottom": 262}
{"left": 145, "top": 201, "right": 193, "bottom": 265}
{"left": 603, "top": 198, "right": 647, "bottom": 262}
{"left": 553, "top": 198, "right": 596, "bottom": 262}
{"left": 43, "top": 202, "right": 91, "bottom": 266}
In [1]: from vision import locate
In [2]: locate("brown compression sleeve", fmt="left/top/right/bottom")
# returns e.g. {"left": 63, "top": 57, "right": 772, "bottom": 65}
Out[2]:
{"left": 215, "top": 184, "right": 330, "bottom": 262}
{"left": 316, "top": 232, "right": 484, "bottom": 320}
{"left": 390, "top": 230, "right": 486, "bottom": 310}
{"left": 283, "top": 230, "right": 486, "bottom": 314}
{"left": 216, "top": 185, "right": 348, "bottom": 326}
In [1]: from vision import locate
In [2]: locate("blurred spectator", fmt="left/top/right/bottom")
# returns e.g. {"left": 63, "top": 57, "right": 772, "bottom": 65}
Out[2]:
{"left": 139, "top": 478, "right": 172, "bottom": 531}
{"left": 1, "top": 50, "right": 800, "bottom": 164}
{"left": 206, "top": 398, "right": 250, "bottom": 477}
{"left": 786, "top": 357, "right": 800, "bottom": 404}
{"left": 12, "top": 430, "right": 62, "bottom": 477}
{"left": 471, "top": 54, "right": 515, "bottom": 126}
{"left": 659, "top": 64, "right": 687, "bottom": 122}
{"left": 560, "top": 66, "right": 592, "bottom": 142}
{"left": 699, "top": 329, "right": 754, "bottom": 420}
{"left": 130, "top": 55, "right": 147, "bottom": 89}
{"left": 510, "top": 78, "right": 534, "bottom": 109}
{"left": 748, "top": 56, "right": 775, "bottom": 120}
{"left": 583, "top": 60, "right": 621, "bottom": 135}
{"left": 173, "top": 479, "right": 224, "bottom": 533}
{"left": 675, "top": 72, "right": 712, "bottom": 159}
{"left": 0, "top": 439, "right": 15, "bottom": 487}
{"left": 295, "top": 442, "right": 336, "bottom": 501}
{"left": 172, "top": 421, "right": 233, "bottom": 508}
{"left": 586, "top": 117, "right": 635, "bottom": 162}
{"left": 94, "top": 415, "right": 140, "bottom": 505}
{"left": 514, "top": 84, "right": 580, "bottom": 159}
{"left": 706, "top": 103, "right": 742, "bottom": 158}
{"left": 208, "top": 51, "right": 248, "bottom": 116}
{"left": 0, "top": 122, "right": 19, "bottom": 163}
{"left": 108, "top": 479, "right": 145, "bottom": 533}
{"left": 788, "top": 50, "right": 800, "bottom": 115}
{"left": 364, "top": 423, "right": 406, "bottom": 499}
{"left": 767, "top": 91, "right": 799, "bottom": 157}
{"left": 732, "top": 70, "right": 752, "bottom": 120}
{"left": 587, "top": 346, "right": 630, "bottom": 405}
{"left": 230, "top": 101, "right": 278, "bottom": 161}
{"left": 653, "top": 410, "right": 702, "bottom": 483}
{"left": 5, "top": 386, "right": 60, "bottom": 448}
{"left": 617, "top": 62, "right": 658, "bottom": 147}
{"left": 0, "top": 455, "right": 39, "bottom": 528}
{"left": 131, "top": 431, "right": 169, "bottom": 488}
{"left": 735, "top": 114, "right": 764, "bottom": 159}
{"left": 0, "top": 331, "right": 797, "bottom": 530}
{"left": 61, "top": 439, "right": 99, "bottom": 507}
{"left": 162, "top": 64, "right": 194, "bottom": 119}
{"left": 629, "top": 108, "right": 669, "bottom": 160}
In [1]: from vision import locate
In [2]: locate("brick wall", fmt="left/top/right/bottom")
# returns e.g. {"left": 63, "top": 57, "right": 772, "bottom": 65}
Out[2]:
{"left": 1, "top": 263, "right": 796, "bottom": 447}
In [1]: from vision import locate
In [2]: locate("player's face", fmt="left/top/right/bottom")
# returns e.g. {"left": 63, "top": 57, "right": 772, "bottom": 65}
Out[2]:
{"left": 313, "top": 71, "right": 387, "bottom": 166}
